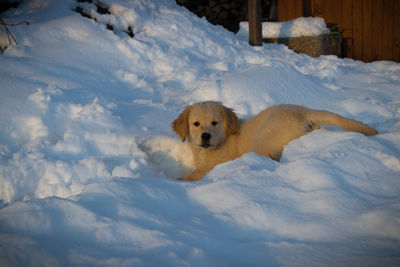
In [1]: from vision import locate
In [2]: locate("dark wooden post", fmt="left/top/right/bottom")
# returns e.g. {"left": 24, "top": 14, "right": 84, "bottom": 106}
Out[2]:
{"left": 248, "top": 0, "right": 262, "bottom": 46}
{"left": 302, "top": 0, "right": 312, "bottom": 17}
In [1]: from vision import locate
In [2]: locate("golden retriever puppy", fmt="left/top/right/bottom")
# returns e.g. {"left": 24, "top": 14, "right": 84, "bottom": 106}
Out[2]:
{"left": 172, "top": 101, "right": 378, "bottom": 181}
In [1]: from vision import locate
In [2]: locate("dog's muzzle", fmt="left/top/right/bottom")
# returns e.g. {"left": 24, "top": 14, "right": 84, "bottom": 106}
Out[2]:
{"left": 200, "top": 132, "right": 211, "bottom": 148}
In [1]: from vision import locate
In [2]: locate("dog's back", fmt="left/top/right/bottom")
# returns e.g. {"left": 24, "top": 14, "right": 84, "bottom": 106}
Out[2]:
{"left": 243, "top": 105, "right": 377, "bottom": 161}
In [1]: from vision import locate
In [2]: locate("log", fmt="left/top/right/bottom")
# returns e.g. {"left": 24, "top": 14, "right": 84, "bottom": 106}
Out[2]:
{"left": 248, "top": 0, "right": 262, "bottom": 46}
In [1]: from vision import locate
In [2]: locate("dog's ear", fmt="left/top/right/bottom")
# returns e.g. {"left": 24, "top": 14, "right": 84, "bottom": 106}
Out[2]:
{"left": 172, "top": 106, "right": 190, "bottom": 142}
{"left": 221, "top": 105, "right": 240, "bottom": 135}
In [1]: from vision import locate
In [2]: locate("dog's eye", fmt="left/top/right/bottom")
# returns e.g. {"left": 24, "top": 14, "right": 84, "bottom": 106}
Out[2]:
{"left": 211, "top": 121, "right": 218, "bottom": 126}
{"left": 193, "top": 121, "right": 200, "bottom": 127}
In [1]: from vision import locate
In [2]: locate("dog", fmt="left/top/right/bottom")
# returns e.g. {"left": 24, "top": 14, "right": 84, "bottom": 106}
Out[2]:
{"left": 172, "top": 101, "right": 378, "bottom": 181}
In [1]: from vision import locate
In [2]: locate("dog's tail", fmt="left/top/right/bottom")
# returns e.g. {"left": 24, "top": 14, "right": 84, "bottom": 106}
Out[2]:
{"left": 306, "top": 110, "right": 378, "bottom": 136}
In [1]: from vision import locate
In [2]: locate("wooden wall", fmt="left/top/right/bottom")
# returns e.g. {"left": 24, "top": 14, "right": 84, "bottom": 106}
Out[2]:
{"left": 277, "top": 0, "right": 400, "bottom": 62}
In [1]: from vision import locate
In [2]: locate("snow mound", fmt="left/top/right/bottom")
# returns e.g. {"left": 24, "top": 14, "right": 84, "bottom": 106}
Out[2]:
{"left": 237, "top": 17, "right": 330, "bottom": 40}
{"left": 188, "top": 64, "right": 339, "bottom": 116}
{"left": 0, "top": 0, "right": 399, "bottom": 266}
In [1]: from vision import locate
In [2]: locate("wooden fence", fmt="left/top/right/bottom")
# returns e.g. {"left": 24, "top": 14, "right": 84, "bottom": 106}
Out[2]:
{"left": 277, "top": 0, "right": 400, "bottom": 62}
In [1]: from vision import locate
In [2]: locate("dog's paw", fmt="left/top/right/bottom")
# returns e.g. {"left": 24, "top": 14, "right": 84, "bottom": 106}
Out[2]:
{"left": 176, "top": 168, "right": 210, "bottom": 181}
{"left": 177, "top": 176, "right": 201, "bottom": 181}
{"left": 139, "top": 136, "right": 194, "bottom": 178}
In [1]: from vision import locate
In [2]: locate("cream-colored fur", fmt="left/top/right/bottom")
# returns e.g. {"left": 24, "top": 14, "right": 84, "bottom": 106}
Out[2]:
{"left": 172, "top": 101, "right": 378, "bottom": 181}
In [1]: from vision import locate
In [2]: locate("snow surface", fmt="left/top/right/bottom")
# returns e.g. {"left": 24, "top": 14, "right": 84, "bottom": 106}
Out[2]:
{"left": 1, "top": 0, "right": 400, "bottom": 266}
{"left": 237, "top": 17, "right": 330, "bottom": 40}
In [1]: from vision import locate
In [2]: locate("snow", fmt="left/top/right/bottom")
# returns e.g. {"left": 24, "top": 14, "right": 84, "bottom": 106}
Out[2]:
{"left": 237, "top": 17, "right": 330, "bottom": 40}
{"left": 0, "top": 0, "right": 400, "bottom": 266}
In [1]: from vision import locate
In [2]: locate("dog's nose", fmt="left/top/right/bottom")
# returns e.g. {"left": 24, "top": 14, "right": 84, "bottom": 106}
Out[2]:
{"left": 201, "top": 132, "right": 211, "bottom": 141}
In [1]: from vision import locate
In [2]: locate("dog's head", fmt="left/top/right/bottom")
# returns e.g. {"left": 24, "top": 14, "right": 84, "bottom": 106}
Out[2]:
{"left": 172, "top": 101, "right": 240, "bottom": 149}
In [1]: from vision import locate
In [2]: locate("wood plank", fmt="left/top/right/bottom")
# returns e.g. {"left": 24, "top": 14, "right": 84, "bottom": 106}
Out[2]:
{"left": 328, "top": 0, "right": 335, "bottom": 22}
{"left": 295, "top": 0, "right": 303, "bottom": 18}
{"left": 303, "top": 0, "right": 312, "bottom": 17}
{"left": 381, "top": 0, "right": 393, "bottom": 60}
{"left": 362, "top": 0, "right": 373, "bottom": 62}
{"left": 312, "top": 0, "right": 324, "bottom": 17}
{"left": 341, "top": 0, "right": 353, "bottom": 58}
{"left": 393, "top": 0, "right": 400, "bottom": 61}
{"left": 352, "top": 0, "right": 363, "bottom": 60}
{"left": 366, "top": 0, "right": 374, "bottom": 61}
{"left": 323, "top": 0, "right": 334, "bottom": 24}
{"left": 371, "top": 0, "right": 383, "bottom": 61}
{"left": 286, "top": 0, "right": 298, "bottom": 20}
{"left": 277, "top": 0, "right": 287, "bottom": 21}
{"left": 333, "top": 0, "right": 343, "bottom": 25}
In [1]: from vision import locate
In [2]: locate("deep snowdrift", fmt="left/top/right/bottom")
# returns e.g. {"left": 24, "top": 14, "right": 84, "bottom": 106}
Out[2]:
{"left": 1, "top": 0, "right": 400, "bottom": 266}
